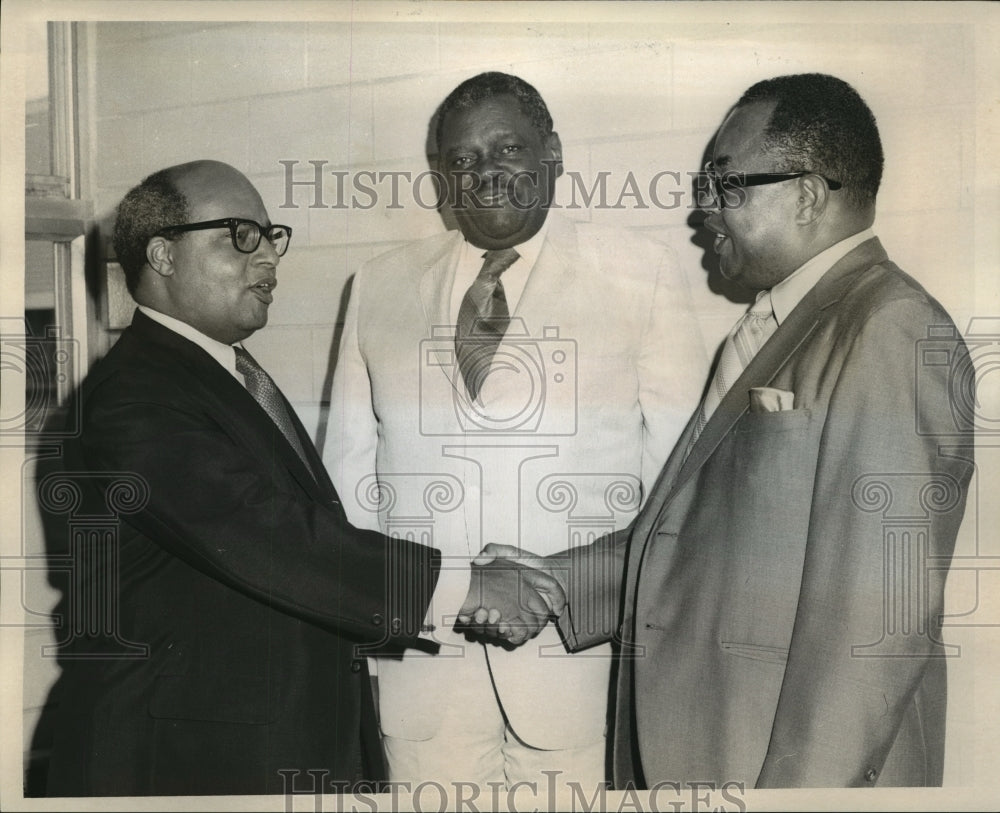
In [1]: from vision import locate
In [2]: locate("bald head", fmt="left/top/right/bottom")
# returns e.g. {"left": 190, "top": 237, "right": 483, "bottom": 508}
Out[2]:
{"left": 114, "top": 160, "right": 262, "bottom": 297}
{"left": 169, "top": 160, "right": 265, "bottom": 218}
{"left": 115, "top": 160, "right": 282, "bottom": 344}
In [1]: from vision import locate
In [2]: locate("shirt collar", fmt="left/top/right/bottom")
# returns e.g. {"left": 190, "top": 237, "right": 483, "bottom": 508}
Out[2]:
{"left": 769, "top": 228, "right": 875, "bottom": 325}
{"left": 510, "top": 216, "right": 549, "bottom": 269}
{"left": 137, "top": 305, "right": 241, "bottom": 380}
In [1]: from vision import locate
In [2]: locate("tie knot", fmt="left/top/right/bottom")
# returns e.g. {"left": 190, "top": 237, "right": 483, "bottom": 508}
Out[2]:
{"left": 748, "top": 291, "right": 774, "bottom": 320}
{"left": 480, "top": 248, "right": 520, "bottom": 280}
{"left": 234, "top": 346, "right": 261, "bottom": 376}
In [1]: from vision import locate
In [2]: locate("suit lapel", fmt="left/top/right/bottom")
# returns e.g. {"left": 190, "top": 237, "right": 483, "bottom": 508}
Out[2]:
{"left": 418, "top": 232, "right": 464, "bottom": 332}
{"left": 509, "top": 214, "right": 577, "bottom": 325}
{"left": 636, "top": 409, "right": 700, "bottom": 531}
{"left": 674, "top": 302, "right": 822, "bottom": 488}
{"left": 417, "top": 233, "right": 464, "bottom": 392}
{"left": 128, "top": 311, "right": 328, "bottom": 501}
{"left": 271, "top": 388, "right": 333, "bottom": 497}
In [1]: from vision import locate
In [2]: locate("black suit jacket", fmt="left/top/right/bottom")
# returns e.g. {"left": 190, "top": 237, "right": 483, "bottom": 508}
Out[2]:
{"left": 44, "top": 310, "right": 440, "bottom": 796}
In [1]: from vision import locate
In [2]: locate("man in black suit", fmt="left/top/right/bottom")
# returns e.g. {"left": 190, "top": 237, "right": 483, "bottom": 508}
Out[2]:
{"left": 43, "top": 160, "right": 561, "bottom": 796}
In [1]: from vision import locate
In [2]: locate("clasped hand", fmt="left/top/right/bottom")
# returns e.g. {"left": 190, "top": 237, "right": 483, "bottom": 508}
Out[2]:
{"left": 457, "top": 544, "right": 566, "bottom": 646}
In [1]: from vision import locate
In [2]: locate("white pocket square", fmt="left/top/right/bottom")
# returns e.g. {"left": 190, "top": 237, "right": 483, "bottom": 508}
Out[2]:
{"left": 749, "top": 386, "right": 795, "bottom": 413}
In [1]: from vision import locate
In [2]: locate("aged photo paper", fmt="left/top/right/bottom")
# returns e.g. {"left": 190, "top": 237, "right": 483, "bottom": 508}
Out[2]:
{"left": 2, "top": 1, "right": 998, "bottom": 811}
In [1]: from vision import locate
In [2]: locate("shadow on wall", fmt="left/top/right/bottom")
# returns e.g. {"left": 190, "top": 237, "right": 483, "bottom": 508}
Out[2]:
{"left": 314, "top": 272, "right": 355, "bottom": 458}
{"left": 23, "top": 398, "right": 85, "bottom": 797}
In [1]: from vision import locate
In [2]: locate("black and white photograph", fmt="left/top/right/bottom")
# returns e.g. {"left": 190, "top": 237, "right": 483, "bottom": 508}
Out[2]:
{"left": 2, "top": 1, "right": 998, "bottom": 811}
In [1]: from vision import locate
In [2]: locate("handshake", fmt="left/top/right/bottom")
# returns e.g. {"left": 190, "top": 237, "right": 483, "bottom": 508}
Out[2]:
{"left": 456, "top": 544, "right": 567, "bottom": 647}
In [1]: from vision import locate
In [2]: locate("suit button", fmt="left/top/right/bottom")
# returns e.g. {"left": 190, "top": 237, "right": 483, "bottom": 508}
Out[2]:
{"left": 372, "top": 613, "right": 383, "bottom": 626}
{"left": 350, "top": 660, "right": 362, "bottom": 673}
{"left": 390, "top": 618, "right": 402, "bottom": 634}
{"left": 864, "top": 767, "right": 877, "bottom": 783}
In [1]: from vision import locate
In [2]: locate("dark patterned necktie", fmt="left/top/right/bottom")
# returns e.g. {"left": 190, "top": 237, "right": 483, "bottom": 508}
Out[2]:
{"left": 455, "top": 248, "right": 520, "bottom": 402}
{"left": 234, "top": 346, "right": 314, "bottom": 475}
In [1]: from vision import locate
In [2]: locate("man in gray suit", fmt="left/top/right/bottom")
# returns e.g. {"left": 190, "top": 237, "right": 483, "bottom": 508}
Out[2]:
{"left": 475, "top": 73, "right": 975, "bottom": 788}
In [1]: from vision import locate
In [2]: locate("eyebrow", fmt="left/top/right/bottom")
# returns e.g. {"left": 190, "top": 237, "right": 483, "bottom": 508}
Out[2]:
{"left": 443, "top": 131, "right": 526, "bottom": 153}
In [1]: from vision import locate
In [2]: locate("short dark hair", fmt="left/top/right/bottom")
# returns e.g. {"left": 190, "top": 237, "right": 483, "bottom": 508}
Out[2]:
{"left": 737, "top": 73, "right": 884, "bottom": 207}
{"left": 435, "top": 72, "right": 553, "bottom": 151}
{"left": 112, "top": 168, "right": 189, "bottom": 295}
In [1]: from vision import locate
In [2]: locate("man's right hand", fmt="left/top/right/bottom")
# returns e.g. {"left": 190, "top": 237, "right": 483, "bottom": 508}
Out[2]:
{"left": 456, "top": 551, "right": 566, "bottom": 646}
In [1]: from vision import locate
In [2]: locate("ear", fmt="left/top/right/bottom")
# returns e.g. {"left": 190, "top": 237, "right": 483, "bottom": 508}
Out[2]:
{"left": 546, "top": 131, "right": 564, "bottom": 179}
{"left": 146, "top": 235, "right": 176, "bottom": 277}
{"left": 794, "top": 174, "right": 830, "bottom": 225}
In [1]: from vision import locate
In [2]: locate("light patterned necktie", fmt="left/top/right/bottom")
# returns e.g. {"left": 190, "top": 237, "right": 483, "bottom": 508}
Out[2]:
{"left": 689, "top": 290, "right": 778, "bottom": 446}
{"left": 455, "top": 247, "right": 520, "bottom": 402}
{"left": 234, "top": 346, "right": 314, "bottom": 476}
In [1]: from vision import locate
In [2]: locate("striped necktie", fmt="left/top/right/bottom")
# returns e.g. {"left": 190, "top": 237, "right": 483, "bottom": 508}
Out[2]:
{"left": 455, "top": 248, "right": 519, "bottom": 402}
{"left": 234, "top": 346, "right": 314, "bottom": 476}
{"left": 690, "top": 290, "right": 777, "bottom": 446}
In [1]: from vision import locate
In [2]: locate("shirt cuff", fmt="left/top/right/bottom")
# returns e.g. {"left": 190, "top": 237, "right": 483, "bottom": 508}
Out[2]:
{"left": 419, "top": 555, "right": 472, "bottom": 640}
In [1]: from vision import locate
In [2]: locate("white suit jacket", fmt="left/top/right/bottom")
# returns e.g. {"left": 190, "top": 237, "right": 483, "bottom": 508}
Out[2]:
{"left": 325, "top": 213, "right": 707, "bottom": 748}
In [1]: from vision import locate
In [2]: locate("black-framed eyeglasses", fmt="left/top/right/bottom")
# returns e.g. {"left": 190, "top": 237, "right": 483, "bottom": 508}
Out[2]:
{"left": 700, "top": 161, "right": 842, "bottom": 209}
{"left": 156, "top": 218, "right": 293, "bottom": 256}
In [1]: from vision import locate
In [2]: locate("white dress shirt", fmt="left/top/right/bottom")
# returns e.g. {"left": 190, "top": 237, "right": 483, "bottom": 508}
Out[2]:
{"left": 447, "top": 219, "right": 550, "bottom": 323}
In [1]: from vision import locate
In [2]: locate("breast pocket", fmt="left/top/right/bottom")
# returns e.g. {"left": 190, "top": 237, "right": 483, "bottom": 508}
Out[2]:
{"left": 726, "top": 408, "right": 815, "bottom": 487}
{"left": 733, "top": 407, "right": 812, "bottom": 433}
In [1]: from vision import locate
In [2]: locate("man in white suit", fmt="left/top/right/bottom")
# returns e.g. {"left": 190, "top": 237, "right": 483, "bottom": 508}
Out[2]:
{"left": 325, "top": 72, "right": 707, "bottom": 790}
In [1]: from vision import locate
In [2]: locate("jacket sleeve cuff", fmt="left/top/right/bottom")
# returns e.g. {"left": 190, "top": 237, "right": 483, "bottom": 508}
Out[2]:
{"left": 553, "top": 531, "right": 627, "bottom": 652}
{"left": 383, "top": 536, "right": 442, "bottom": 640}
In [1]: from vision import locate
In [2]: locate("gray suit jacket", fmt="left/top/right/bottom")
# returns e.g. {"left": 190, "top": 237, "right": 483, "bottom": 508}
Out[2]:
{"left": 559, "top": 238, "right": 975, "bottom": 787}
